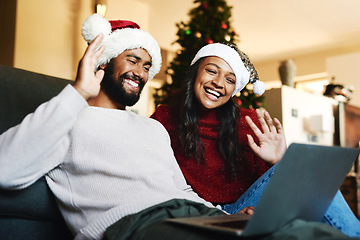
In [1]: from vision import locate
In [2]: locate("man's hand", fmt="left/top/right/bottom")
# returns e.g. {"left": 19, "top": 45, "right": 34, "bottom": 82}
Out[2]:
{"left": 236, "top": 206, "right": 255, "bottom": 215}
{"left": 73, "top": 33, "right": 105, "bottom": 100}
{"left": 245, "top": 109, "right": 287, "bottom": 165}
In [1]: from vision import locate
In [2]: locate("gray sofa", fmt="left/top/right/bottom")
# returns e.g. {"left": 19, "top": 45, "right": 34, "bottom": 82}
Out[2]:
{"left": 0, "top": 65, "right": 73, "bottom": 240}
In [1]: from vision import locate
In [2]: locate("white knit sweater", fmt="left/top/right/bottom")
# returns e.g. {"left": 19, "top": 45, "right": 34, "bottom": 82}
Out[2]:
{"left": 0, "top": 85, "right": 215, "bottom": 240}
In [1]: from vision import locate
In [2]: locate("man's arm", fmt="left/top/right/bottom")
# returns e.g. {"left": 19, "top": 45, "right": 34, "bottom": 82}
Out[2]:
{"left": 0, "top": 86, "right": 88, "bottom": 189}
{"left": 0, "top": 34, "right": 105, "bottom": 190}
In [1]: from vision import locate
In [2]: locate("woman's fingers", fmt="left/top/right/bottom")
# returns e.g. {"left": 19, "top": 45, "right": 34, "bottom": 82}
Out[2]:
{"left": 245, "top": 116, "right": 263, "bottom": 138}
{"left": 263, "top": 110, "right": 278, "bottom": 133}
{"left": 255, "top": 109, "right": 270, "bottom": 133}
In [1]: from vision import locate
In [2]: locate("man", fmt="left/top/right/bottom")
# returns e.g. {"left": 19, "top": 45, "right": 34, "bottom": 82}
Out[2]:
{"left": 0, "top": 14, "right": 227, "bottom": 240}
{"left": 0, "top": 14, "right": 355, "bottom": 240}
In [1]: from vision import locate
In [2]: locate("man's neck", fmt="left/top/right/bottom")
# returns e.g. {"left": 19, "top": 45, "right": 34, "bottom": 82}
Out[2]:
{"left": 87, "top": 90, "right": 126, "bottom": 110}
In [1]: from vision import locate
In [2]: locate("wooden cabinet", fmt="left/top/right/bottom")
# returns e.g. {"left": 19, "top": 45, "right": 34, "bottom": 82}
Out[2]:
{"left": 338, "top": 103, "right": 360, "bottom": 218}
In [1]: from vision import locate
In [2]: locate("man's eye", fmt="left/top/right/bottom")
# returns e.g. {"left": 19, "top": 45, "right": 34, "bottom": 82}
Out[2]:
{"left": 144, "top": 66, "right": 150, "bottom": 72}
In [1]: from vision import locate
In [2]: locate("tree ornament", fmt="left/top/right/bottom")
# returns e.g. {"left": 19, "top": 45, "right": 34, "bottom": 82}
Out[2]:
{"left": 195, "top": 31, "right": 202, "bottom": 38}
{"left": 201, "top": 3, "right": 208, "bottom": 9}
{"left": 221, "top": 22, "right": 227, "bottom": 29}
{"left": 225, "top": 34, "right": 231, "bottom": 41}
{"left": 205, "top": 38, "right": 213, "bottom": 44}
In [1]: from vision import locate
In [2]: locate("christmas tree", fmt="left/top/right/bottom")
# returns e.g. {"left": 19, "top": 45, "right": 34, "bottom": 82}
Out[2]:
{"left": 153, "top": 0, "right": 264, "bottom": 109}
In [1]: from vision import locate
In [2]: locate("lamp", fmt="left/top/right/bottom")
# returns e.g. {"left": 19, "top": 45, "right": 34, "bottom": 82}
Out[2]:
{"left": 95, "top": 0, "right": 107, "bottom": 17}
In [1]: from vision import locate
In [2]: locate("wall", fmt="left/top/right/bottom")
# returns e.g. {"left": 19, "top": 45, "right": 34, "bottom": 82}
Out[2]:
{"left": 255, "top": 44, "right": 360, "bottom": 107}
{"left": 326, "top": 52, "right": 360, "bottom": 108}
{"left": 15, "top": 0, "right": 85, "bottom": 79}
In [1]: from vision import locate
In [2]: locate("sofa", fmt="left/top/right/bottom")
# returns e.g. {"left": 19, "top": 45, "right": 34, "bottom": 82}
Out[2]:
{"left": 0, "top": 65, "right": 73, "bottom": 240}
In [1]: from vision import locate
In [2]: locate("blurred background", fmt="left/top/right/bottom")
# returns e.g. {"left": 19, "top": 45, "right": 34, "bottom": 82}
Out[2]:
{"left": 1, "top": 0, "right": 360, "bottom": 219}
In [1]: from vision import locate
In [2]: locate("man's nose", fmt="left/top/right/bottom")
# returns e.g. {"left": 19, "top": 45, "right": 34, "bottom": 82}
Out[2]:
{"left": 132, "top": 65, "right": 146, "bottom": 79}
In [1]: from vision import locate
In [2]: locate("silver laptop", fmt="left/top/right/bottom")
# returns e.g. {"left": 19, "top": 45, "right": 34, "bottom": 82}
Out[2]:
{"left": 167, "top": 143, "right": 359, "bottom": 237}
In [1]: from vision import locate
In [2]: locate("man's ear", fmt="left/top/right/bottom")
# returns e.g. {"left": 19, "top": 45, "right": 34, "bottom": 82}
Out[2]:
{"left": 98, "top": 64, "right": 107, "bottom": 70}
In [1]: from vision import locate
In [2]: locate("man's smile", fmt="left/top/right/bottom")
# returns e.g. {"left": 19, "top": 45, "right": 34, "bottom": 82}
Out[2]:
{"left": 124, "top": 78, "right": 139, "bottom": 89}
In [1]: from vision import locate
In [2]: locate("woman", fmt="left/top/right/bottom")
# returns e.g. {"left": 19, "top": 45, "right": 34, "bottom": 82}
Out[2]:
{"left": 152, "top": 43, "right": 286, "bottom": 204}
{"left": 151, "top": 43, "right": 360, "bottom": 238}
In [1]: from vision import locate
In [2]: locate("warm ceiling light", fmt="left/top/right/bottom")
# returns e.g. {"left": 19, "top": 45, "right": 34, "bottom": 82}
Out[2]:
{"left": 95, "top": 0, "right": 107, "bottom": 17}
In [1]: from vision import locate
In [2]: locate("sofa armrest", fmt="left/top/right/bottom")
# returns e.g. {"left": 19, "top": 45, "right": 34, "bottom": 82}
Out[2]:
{"left": 0, "top": 65, "right": 74, "bottom": 240}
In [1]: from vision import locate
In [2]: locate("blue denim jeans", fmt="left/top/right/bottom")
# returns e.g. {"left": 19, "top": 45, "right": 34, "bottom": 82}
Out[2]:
{"left": 221, "top": 165, "right": 360, "bottom": 238}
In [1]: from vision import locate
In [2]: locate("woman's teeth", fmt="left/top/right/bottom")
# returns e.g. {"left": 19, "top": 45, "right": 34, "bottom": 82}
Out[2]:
{"left": 205, "top": 88, "right": 220, "bottom": 98}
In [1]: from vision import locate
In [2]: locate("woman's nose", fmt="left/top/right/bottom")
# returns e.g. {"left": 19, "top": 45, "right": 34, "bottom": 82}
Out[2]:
{"left": 212, "top": 76, "right": 224, "bottom": 88}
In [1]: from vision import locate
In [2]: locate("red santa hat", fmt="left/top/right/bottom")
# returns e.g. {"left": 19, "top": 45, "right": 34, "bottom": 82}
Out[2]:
{"left": 81, "top": 14, "right": 162, "bottom": 80}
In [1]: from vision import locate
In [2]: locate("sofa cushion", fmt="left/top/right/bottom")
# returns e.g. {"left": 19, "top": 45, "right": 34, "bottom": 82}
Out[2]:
{"left": 0, "top": 64, "right": 72, "bottom": 134}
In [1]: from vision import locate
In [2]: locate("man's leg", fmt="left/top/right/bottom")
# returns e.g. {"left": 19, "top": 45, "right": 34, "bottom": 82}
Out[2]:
{"left": 105, "top": 199, "right": 229, "bottom": 240}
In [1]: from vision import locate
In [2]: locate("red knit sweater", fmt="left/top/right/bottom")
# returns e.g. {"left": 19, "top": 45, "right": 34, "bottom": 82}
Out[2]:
{"left": 151, "top": 105, "right": 269, "bottom": 204}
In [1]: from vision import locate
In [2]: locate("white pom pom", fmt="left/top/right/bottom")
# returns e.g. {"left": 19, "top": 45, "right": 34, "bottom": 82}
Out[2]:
{"left": 81, "top": 14, "right": 111, "bottom": 42}
{"left": 252, "top": 80, "right": 266, "bottom": 95}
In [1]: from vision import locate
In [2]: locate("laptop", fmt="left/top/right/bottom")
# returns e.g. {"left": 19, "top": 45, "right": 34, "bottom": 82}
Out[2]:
{"left": 167, "top": 143, "right": 360, "bottom": 237}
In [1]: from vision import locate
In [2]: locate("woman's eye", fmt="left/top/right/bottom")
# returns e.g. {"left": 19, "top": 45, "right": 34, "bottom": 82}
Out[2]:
{"left": 206, "top": 69, "right": 216, "bottom": 74}
{"left": 227, "top": 78, "right": 235, "bottom": 84}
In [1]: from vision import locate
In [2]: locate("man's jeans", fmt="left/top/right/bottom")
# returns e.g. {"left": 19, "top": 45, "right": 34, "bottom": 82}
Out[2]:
{"left": 221, "top": 165, "right": 360, "bottom": 238}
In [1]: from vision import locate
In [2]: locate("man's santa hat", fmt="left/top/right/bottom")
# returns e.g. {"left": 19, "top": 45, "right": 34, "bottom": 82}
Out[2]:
{"left": 81, "top": 14, "right": 161, "bottom": 80}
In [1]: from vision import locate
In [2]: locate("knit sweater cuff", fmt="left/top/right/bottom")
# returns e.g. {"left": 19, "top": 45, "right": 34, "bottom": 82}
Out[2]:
{"left": 60, "top": 84, "right": 89, "bottom": 110}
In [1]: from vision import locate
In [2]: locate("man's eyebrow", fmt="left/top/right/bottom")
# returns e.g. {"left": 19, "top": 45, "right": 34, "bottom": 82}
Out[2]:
{"left": 126, "top": 54, "right": 152, "bottom": 67}
{"left": 205, "top": 63, "right": 235, "bottom": 76}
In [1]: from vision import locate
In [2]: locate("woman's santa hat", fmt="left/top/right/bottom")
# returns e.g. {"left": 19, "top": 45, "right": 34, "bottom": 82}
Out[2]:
{"left": 81, "top": 14, "right": 161, "bottom": 80}
{"left": 191, "top": 43, "right": 265, "bottom": 96}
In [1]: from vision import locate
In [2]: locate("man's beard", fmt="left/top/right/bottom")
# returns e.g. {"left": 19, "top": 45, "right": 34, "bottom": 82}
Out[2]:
{"left": 101, "top": 63, "right": 145, "bottom": 107}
